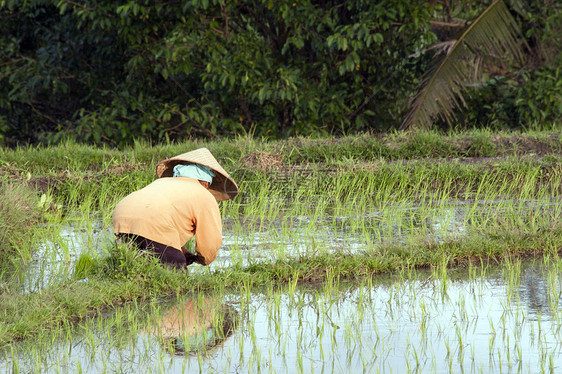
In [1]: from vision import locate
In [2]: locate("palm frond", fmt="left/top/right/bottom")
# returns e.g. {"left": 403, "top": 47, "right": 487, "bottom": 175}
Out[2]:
{"left": 400, "top": 0, "right": 526, "bottom": 130}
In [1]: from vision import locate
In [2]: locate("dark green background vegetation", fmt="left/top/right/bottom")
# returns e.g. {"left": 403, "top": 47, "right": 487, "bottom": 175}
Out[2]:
{"left": 1, "top": 0, "right": 560, "bottom": 147}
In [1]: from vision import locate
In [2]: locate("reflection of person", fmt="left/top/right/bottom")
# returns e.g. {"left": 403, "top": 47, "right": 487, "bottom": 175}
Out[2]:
{"left": 149, "top": 297, "right": 237, "bottom": 355}
{"left": 112, "top": 148, "right": 238, "bottom": 268}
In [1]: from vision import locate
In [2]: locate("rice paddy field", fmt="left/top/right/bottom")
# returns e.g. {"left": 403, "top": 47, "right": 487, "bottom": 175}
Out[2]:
{"left": 1, "top": 128, "right": 562, "bottom": 373}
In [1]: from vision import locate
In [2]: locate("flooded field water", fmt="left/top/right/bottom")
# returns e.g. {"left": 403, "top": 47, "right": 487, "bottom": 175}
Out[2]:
{"left": 218, "top": 198, "right": 558, "bottom": 268}
{"left": 2, "top": 198, "right": 562, "bottom": 373}
{"left": 4, "top": 261, "right": 562, "bottom": 373}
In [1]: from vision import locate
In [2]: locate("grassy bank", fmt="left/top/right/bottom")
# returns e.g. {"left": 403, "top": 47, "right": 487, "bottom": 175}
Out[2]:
{"left": 2, "top": 129, "right": 562, "bottom": 220}
{"left": 0, "top": 127, "right": 561, "bottom": 346}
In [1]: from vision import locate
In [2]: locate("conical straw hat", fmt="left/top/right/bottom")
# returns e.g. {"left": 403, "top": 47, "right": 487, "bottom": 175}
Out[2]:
{"left": 156, "top": 148, "right": 238, "bottom": 201}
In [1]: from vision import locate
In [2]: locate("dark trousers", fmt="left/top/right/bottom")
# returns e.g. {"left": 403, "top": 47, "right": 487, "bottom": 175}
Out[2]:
{"left": 117, "top": 233, "right": 187, "bottom": 268}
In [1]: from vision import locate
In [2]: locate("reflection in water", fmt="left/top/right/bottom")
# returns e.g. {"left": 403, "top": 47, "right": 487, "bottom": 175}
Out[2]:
{"left": 519, "top": 264, "right": 558, "bottom": 319}
{"left": 148, "top": 296, "right": 238, "bottom": 356}
{"left": 4, "top": 261, "right": 562, "bottom": 373}
{"left": 0, "top": 295, "right": 240, "bottom": 373}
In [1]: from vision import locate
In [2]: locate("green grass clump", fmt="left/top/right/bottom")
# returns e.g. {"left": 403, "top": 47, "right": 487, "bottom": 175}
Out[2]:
{"left": 0, "top": 180, "right": 40, "bottom": 261}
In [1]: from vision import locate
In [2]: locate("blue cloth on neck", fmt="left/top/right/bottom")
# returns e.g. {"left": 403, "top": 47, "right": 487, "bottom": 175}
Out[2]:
{"left": 173, "top": 163, "right": 215, "bottom": 183}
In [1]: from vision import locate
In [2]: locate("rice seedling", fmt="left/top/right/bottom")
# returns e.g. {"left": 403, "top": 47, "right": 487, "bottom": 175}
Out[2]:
{"left": 2, "top": 128, "right": 562, "bottom": 372}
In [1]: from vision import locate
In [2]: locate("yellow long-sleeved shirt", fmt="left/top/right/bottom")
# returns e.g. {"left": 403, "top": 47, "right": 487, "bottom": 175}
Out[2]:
{"left": 112, "top": 177, "right": 222, "bottom": 265}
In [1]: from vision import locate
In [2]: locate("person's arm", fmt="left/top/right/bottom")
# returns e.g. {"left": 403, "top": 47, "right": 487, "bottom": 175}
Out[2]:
{"left": 193, "top": 197, "right": 223, "bottom": 265}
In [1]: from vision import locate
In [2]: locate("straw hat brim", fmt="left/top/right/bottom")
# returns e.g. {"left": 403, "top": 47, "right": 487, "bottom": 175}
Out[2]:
{"left": 156, "top": 148, "right": 238, "bottom": 201}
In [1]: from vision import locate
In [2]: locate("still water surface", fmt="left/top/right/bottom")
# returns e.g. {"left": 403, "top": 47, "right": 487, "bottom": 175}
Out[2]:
{"left": 2, "top": 198, "right": 561, "bottom": 372}
{"left": 3, "top": 260, "right": 562, "bottom": 373}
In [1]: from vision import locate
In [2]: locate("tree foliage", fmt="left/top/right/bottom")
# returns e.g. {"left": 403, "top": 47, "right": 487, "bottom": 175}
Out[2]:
{"left": 402, "top": 0, "right": 561, "bottom": 130}
{"left": 0, "top": 0, "right": 559, "bottom": 146}
{"left": 401, "top": 0, "right": 526, "bottom": 130}
{"left": 0, "top": 0, "right": 437, "bottom": 146}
